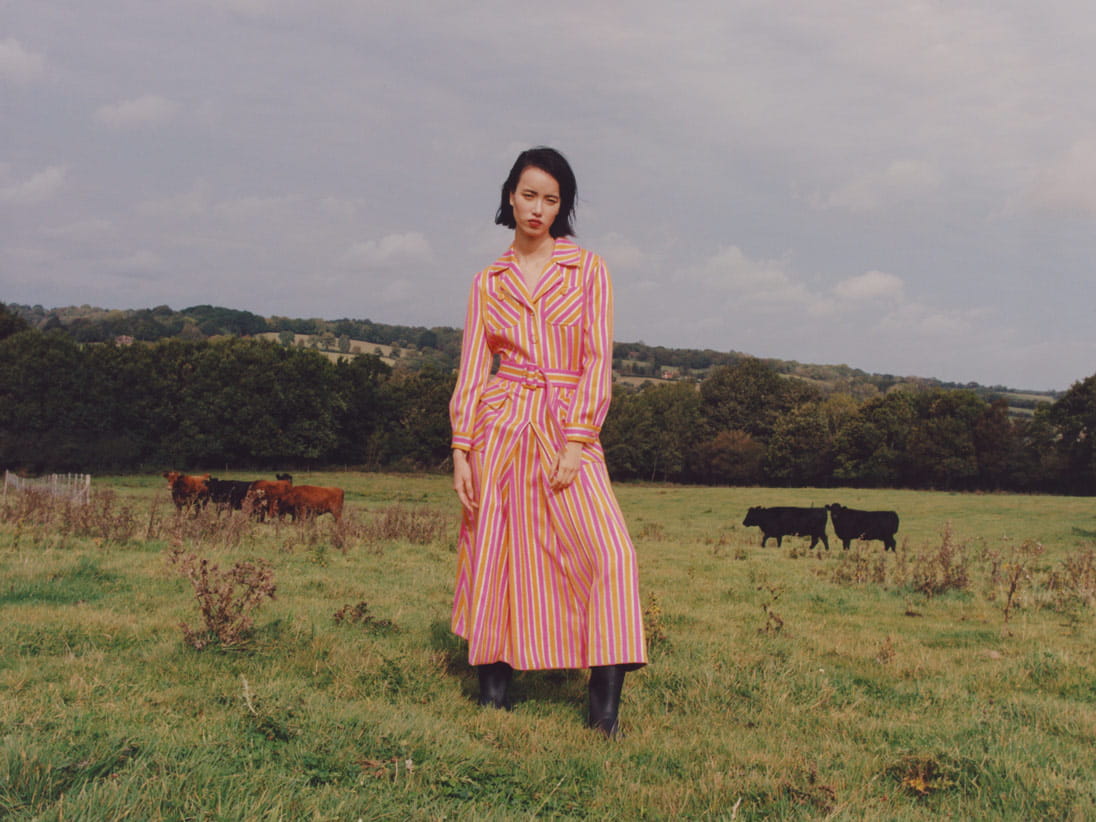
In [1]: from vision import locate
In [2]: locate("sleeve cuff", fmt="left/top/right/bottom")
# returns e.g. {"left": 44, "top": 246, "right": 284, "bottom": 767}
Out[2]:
{"left": 563, "top": 424, "right": 599, "bottom": 444}
{"left": 451, "top": 433, "right": 473, "bottom": 451}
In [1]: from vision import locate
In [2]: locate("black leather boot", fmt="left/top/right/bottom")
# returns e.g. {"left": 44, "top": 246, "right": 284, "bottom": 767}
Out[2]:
{"left": 476, "top": 661, "right": 513, "bottom": 709}
{"left": 588, "top": 665, "right": 626, "bottom": 738}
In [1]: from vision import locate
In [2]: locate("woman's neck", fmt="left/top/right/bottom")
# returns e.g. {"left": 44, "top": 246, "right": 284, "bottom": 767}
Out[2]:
{"left": 512, "top": 232, "right": 555, "bottom": 259}
{"left": 512, "top": 234, "right": 555, "bottom": 289}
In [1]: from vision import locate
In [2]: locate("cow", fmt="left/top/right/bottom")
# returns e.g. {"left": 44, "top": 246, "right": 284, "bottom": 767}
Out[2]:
{"left": 245, "top": 479, "right": 293, "bottom": 521}
{"left": 206, "top": 478, "right": 254, "bottom": 511}
{"left": 162, "top": 471, "right": 211, "bottom": 510}
{"left": 278, "top": 484, "right": 344, "bottom": 522}
{"left": 742, "top": 506, "right": 829, "bottom": 550}
{"left": 825, "top": 503, "right": 900, "bottom": 551}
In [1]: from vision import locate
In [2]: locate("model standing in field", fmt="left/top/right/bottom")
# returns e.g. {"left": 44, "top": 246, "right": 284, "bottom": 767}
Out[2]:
{"left": 450, "top": 147, "right": 647, "bottom": 737}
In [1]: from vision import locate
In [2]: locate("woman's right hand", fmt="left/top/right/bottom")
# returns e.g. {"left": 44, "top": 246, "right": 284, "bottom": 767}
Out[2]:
{"left": 453, "top": 450, "right": 477, "bottom": 513}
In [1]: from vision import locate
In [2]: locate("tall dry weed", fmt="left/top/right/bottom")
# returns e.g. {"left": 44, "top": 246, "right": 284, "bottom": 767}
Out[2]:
{"left": 361, "top": 505, "right": 449, "bottom": 545}
{"left": 1045, "top": 547, "right": 1096, "bottom": 620}
{"left": 908, "top": 523, "right": 970, "bottom": 597}
{"left": 168, "top": 548, "right": 276, "bottom": 649}
{"left": 0, "top": 488, "right": 140, "bottom": 545}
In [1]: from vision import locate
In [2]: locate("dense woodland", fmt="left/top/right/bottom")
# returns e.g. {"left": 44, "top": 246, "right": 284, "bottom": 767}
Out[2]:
{"left": 3, "top": 302, "right": 1092, "bottom": 493}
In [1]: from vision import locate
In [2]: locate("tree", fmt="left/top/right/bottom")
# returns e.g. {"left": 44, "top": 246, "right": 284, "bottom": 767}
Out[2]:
{"left": 332, "top": 354, "right": 392, "bottom": 467}
{"left": 973, "top": 398, "right": 1018, "bottom": 489}
{"left": 832, "top": 392, "right": 916, "bottom": 487}
{"left": 0, "top": 330, "right": 89, "bottom": 470}
{"left": 904, "top": 389, "right": 983, "bottom": 489}
{"left": 0, "top": 303, "right": 30, "bottom": 340}
{"left": 600, "top": 388, "right": 656, "bottom": 480}
{"left": 1049, "top": 373, "right": 1096, "bottom": 494}
{"left": 689, "top": 430, "right": 766, "bottom": 485}
{"left": 765, "top": 401, "right": 834, "bottom": 486}
{"left": 699, "top": 358, "right": 820, "bottom": 443}
{"left": 601, "top": 381, "right": 701, "bottom": 481}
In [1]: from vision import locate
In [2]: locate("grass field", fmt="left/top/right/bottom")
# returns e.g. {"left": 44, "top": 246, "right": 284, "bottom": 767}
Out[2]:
{"left": 1, "top": 473, "right": 1094, "bottom": 820}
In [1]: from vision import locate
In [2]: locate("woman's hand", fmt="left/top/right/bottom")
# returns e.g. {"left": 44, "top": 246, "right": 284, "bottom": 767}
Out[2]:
{"left": 550, "top": 441, "right": 585, "bottom": 491}
{"left": 453, "top": 450, "right": 477, "bottom": 513}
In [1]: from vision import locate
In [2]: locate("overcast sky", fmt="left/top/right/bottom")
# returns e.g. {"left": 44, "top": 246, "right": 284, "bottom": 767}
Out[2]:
{"left": 3, "top": 1, "right": 1094, "bottom": 390}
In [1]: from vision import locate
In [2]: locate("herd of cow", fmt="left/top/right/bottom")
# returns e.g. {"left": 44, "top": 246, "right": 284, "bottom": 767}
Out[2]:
{"left": 163, "top": 471, "right": 897, "bottom": 551}
{"left": 162, "top": 471, "right": 344, "bottom": 521}
{"left": 743, "top": 503, "right": 900, "bottom": 551}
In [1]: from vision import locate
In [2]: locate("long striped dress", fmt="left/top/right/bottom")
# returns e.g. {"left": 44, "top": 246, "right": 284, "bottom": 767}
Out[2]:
{"left": 450, "top": 238, "right": 647, "bottom": 671}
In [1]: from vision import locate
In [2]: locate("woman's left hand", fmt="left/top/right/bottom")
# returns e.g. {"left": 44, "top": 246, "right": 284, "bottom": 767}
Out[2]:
{"left": 550, "top": 441, "right": 585, "bottom": 491}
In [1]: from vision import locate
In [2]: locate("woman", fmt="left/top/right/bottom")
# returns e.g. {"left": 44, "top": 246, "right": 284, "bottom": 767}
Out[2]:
{"left": 450, "top": 147, "right": 647, "bottom": 737}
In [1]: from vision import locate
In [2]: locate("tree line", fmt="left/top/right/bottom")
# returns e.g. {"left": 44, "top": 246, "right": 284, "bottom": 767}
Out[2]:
{"left": 604, "top": 358, "right": 1094, "bottom": 494}
{"left": 2, "top": 303, "right": 1093, "bottom": 493}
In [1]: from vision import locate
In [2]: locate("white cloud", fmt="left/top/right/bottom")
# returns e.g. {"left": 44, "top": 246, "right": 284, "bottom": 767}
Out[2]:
{"left": 0, "top": 166, "right": 67, "bottom": 205}
{"left": 136, "top": 182, "right": 211, "bottom": 219}
{"left": 0, "top": 38, "right": 45, "bottom": 85}
{"left": 694, "top": 246, "right": 811, "bottom": 307}
{"left": 95, "top": 94, "right": 179, "bottom": 129}
{"left": 833, "top": 270, "right": 904, "bottom": 301}
{"left": 589, "top": 232, "right": 646, "bottom": 272}
{"left": 42, "top": 218, "right": 115, "bottom": 241}
{"left": 813, "top": 160, "right": 942, "bottom": 213}
{"left": 341, "top": 232, "right": 435, "bottom": 269}
{"left": 1026, "top": 138, "right": 1096, "bottom": 218}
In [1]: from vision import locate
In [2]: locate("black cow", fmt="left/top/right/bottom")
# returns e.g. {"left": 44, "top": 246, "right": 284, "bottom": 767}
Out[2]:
{"left": 207, "top": 478, "right": 255, "bottom": 511}
{"left": 825, "top": 503, "right": 900, "bottom": 551}
{"left": 742, "top": 506, "right": 830, "bottom": 550}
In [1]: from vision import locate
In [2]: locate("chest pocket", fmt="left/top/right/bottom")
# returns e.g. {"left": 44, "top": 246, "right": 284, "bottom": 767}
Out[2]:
{"left": 542, "top": 284, "right": 583, "bottom": 327}
{"left": 484, "top": 282, "right": 524, "bottom": 331}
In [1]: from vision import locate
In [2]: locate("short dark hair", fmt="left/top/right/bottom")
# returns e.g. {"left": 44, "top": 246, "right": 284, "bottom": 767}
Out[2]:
{"left": 495, "top": 146, "right": 577, "bottom": 238}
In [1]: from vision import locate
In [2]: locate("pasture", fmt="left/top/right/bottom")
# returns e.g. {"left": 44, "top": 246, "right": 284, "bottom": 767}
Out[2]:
{"left": 1, "top": 474, "right": 1094, "bottom": 820}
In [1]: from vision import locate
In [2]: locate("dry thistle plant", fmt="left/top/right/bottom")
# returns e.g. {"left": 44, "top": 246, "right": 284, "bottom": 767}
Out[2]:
{"left": 909, "top": 522, "right": 970, "bottom": 598}
{"left": 1000, "top": 540, "right": 1045, "bottom": 630}
{"left": 642, "top": 591, "right": 670, "bottom": 652}
{"left": 168, "top": 548, "right": 276, "bottom": 649}
{"left": 829, "top": 544, "right": 875, "bottom": 586}
{"left": 0, "top": 488, "right": 141, "bottom": 545}
{"left": 875, "top": 635, "right": 897, "bottom": 665}
{"left": 757, "top": 583, "right": 785, "bottom": 634}
{"left": 1046, "top": 547, "right": 1096, "bottom": 614}
{"left": 361, "top": 505, "right": 449, "bottom": 545}
{"left": 333, "top": 601, "right": 396, "bottom": 632}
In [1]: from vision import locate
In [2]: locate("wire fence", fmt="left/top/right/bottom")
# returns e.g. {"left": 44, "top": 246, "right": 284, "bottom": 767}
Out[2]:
{"left": 2, "top": 471, "right": 92, "bottom": 504}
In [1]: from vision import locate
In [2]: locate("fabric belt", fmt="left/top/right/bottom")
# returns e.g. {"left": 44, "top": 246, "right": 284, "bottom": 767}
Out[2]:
{"left": 496, "top": 359, "right": 582, "bottom": 390}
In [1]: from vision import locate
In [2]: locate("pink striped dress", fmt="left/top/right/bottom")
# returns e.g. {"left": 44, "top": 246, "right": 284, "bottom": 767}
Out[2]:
{"left": 450, "top": 238, "right": 647, "bottom": 670}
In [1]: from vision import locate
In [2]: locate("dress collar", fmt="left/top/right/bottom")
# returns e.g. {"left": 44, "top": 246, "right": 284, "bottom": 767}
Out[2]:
{"left": 487, "top": 237, "right": 582, "bottom": 275}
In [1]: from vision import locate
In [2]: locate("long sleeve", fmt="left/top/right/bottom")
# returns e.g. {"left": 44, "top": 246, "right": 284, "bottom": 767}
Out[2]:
{"left": 563, "top": 253, "right": 613, "bottom": 444}
{"left": 449, "top": 273, "right": 493, "bottom": 452}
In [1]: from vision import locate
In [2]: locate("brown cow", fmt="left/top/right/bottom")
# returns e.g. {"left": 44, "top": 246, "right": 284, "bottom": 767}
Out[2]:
{"left": 280, "top": 484, "right": 344, "bottom": 521}
{"left": 245, "top": 479, "right": 293, "bottom": 521}
{"left": 162, "top": 471, "right": 211, "bottom": 510}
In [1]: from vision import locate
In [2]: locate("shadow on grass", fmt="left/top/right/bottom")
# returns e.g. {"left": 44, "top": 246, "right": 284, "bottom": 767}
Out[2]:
{"left": 429, "top": 619, "right": 588, "bottom": 708}
{"left": 1070, "top": 527, "right": 1096, "bottom": 539}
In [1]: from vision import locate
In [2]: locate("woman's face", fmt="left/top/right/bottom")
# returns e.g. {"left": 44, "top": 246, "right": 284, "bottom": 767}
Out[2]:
{"left": 509, "top": 166, "right": 561, "bottom": 241}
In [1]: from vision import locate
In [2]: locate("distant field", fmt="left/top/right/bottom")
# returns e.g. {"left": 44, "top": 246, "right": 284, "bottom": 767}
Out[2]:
{"left": 254, "top": 332, "right": 404, "bottom": 365}
{"left": 2, "top": 474, "right": 1094, "bottom": 819}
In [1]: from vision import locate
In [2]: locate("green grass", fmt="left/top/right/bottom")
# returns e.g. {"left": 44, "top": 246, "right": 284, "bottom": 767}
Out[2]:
{"left": 1, "top": 474, "right": 1095, "bottom": 819}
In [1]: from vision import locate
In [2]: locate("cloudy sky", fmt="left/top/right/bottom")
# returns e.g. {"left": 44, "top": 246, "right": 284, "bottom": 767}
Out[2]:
{"left": 3, "top": 1, "right": 1094, "bottom": 390}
